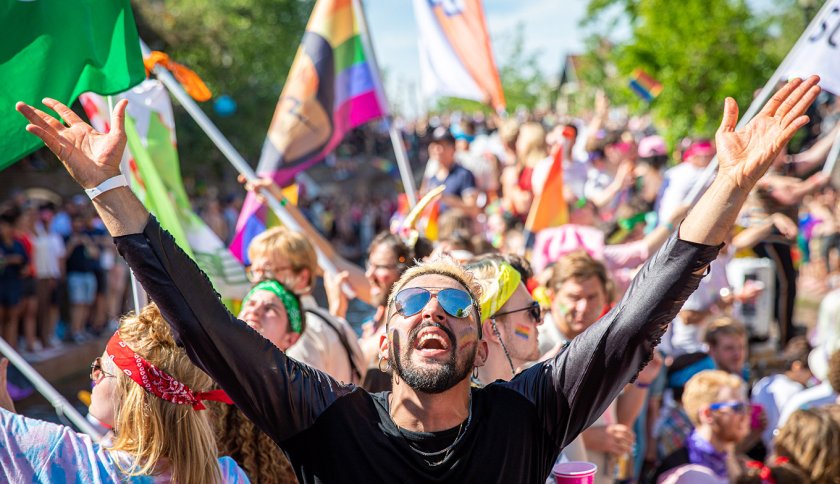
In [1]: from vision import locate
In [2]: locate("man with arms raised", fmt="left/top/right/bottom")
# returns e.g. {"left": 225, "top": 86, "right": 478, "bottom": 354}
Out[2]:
{"left": 16, "top": 76, "right": 820, "bottom": 482}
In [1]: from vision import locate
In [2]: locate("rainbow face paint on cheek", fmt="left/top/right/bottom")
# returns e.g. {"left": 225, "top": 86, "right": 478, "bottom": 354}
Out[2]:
{"left": 513, "top": 323, "right": 531, "bottom": 340}
{"left": 457, "top": 331, "right": 478, "bottom": 349}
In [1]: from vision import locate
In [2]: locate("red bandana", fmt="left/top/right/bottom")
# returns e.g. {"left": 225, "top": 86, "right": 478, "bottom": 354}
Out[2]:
{"left": 106, "top": 331, "right": 233, "bottom": 410}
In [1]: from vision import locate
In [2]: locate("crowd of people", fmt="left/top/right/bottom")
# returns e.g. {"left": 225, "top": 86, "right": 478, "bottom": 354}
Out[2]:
{"left": 0, "top": 75, "right": 839, "bottom": 483}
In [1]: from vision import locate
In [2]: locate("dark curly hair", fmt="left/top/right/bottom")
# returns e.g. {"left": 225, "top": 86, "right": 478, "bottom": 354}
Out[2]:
{"left": 211, "top": 397, "right": 298, "bottom": 483}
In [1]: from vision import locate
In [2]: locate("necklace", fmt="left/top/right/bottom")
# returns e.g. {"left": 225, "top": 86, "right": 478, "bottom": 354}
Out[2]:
{"left": 388, "top": 394, "right": 473, "bottom": 467}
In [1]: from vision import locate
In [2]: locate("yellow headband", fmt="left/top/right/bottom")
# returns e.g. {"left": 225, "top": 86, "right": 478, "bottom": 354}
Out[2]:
{"left": 479, "top": 262, "right": 522, "bottom": 321}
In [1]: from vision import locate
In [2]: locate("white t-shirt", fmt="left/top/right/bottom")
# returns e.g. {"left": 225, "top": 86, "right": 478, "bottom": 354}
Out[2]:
{"left": 777, "top": 381, "right": 838, "bottom": 428}
{"left": 751, "top": 374, "right": 804, "bottom": 449}
{"left": 286, "top": 295, "right": 367, "bottom": 385}
{"left": 32, "top": 224, "right": 65, "bottom": 279}
{"left": 656, "top": 163, "right": 713, "bottom": 225}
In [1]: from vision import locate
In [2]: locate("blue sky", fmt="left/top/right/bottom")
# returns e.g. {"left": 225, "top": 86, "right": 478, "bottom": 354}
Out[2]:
{"left": 364, "top": 0, "right": 591, "bottom": 114}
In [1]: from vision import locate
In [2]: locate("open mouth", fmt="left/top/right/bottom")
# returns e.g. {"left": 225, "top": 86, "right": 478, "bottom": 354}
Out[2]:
{"left": 412, "top": 327, "right": 452, "bottom": 356}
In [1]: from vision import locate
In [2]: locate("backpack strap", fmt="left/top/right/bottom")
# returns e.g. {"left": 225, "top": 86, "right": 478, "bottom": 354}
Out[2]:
{"left": 304, "top": 306, "right": 363, "bottom": 383}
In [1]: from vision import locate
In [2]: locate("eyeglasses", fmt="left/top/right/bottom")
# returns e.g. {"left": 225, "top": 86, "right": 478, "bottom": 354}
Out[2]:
{"left": 246, "top": 264, "right": 294, "bottom": 283}
{"left": 492, "top": 301, "right": 542, "bottom": 323}
{"left": 393, "top": 287, "right": 475, "bottom": 319}
{"left": 90, "top": 357, "right": 116, "bottom": 382}
{"left": 709, "top": 401, "right": 748, "bottom": 414}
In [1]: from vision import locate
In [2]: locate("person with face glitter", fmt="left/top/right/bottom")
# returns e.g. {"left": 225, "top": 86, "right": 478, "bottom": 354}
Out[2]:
{"left": 16, "top": 76, "right": 822, "bottom": 482}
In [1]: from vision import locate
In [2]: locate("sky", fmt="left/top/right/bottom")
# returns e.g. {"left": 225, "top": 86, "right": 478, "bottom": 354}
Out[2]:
{"left": 364, "top": 0, "right": 591, "bottom": 115}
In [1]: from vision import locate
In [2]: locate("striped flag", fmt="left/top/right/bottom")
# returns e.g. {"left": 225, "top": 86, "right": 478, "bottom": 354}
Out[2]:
{"left": 413, "top": 0, "right": 505, "bottom": 111}
{"left": 80, "top": 81, "right": 250, "bottom": 299}
{"left": 629, "top": 68, "right": 663, "bottom": 102}
{"left": 230, "top": 0, "right": 387, "bottom": 263}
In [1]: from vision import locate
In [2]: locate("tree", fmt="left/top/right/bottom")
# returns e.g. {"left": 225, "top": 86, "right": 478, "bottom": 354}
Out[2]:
{"left": 578, "top": 0, "right": 812, "bottom": 147}
{"left": 132, "top": 0, "right": 313, "bottom": 185}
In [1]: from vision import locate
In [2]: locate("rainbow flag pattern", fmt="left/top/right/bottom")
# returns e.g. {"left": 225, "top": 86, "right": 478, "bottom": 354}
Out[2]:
{"left": 629, "top": 68, "right": 663, "bottom": 102}
{"left": 231, "top": 0, "right": 387, "bottom": 263}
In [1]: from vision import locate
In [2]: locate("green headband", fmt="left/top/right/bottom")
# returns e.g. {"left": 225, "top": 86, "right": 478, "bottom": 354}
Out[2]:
{"left": 243, "top": 280, "right": 302, "bottom": 334}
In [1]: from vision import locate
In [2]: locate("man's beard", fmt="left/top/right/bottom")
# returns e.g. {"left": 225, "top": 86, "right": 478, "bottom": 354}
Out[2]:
{"left": 391, "top": 322, "right": 476, "bottom": 394}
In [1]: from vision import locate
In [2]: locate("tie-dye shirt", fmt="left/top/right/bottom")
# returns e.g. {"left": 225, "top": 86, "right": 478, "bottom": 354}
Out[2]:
{"left": 0, "top": 408, "right": 250, "bottom": 483}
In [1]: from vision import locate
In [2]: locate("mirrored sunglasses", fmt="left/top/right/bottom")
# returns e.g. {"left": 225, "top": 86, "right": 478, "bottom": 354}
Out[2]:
{"left": 709, "top": 401, "right": 748, "bottom": 414}
{"left": 394, "top": 287, "right": 475, "bottom": 319}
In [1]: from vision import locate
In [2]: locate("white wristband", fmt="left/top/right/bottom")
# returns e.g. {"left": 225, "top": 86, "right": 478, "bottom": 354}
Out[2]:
{"left": 84, "top": 174, "right": 128, "bottom": 200}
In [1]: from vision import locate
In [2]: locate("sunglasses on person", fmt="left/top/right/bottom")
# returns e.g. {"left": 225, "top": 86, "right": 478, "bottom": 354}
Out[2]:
{"left": 492, "top": 301, "right": 542, "bottom": 323}
{"left": 709, "top": 401, "right": 749, "bottom": 414}
{"left": 90, "top": 356, "right": 116, "bottom": 382}
{"left": 393, "top": 287, "right": 476, "bottom": 319}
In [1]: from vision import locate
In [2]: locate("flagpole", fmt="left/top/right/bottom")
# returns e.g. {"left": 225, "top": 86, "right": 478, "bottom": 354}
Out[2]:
{"left": 682, "top": 0, "right": 837, "bottom": 207}
{"left": 0, "top": 338, "right": 103, "bottom": 440}
{"left": 139, "top": 41, "right": 354, "bottom": 297}
{"left": 107, "top": 95, "right": 148, "bottom": 313}
{"left": 351, "top": 0, "right": 419, "bottom": 208}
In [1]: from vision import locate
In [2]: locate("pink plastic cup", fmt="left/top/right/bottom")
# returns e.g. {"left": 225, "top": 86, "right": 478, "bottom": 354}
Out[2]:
{"left": 551, "top": 461, "right": 598, "bottom": 484}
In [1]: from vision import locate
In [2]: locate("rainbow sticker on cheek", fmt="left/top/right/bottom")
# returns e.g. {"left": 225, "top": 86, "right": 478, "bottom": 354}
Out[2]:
{"left": 514, "top": 323, "right": 531, "bottom": 340}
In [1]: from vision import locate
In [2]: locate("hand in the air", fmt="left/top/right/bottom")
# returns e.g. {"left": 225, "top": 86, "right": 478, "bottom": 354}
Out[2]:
{"left": 715, "top": 76, "right": 820, "bottom": 191}
{"left": 16, "top": 98, "right": 128, "bottom": 188}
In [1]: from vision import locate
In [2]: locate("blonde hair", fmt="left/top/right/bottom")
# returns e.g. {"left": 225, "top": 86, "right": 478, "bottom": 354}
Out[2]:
{"left": 681, "top": 370, "right": 744, "bottom": 426}
{"left": 386, "top": 255, "right": 483, "bottom": 327}
{"left": 516, "top": 122, "right": 547, "bottom": 168}
{"left": 109, "top": 304, "right": 222, "bottom": 483}
{"left": 248, "top": 226, "right": 319, "bottom": 286}
{"left": 774, "top": 406, "right": 840, "bottom": 484}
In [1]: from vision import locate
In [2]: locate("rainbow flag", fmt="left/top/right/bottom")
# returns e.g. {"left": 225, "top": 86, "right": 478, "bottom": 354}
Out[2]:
{"left": 230, "top": 0, "right": 387, "bottom": 263}
{"left": 629, "top": 68, "right": 663, "bottom": 102}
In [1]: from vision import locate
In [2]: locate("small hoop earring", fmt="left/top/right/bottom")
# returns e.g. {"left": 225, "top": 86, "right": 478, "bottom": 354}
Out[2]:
{"left": 472, "top": 367, "right": 479, "bottom": 379}
{"left": 378, "top": 355, "right": 391, "bottom": 373}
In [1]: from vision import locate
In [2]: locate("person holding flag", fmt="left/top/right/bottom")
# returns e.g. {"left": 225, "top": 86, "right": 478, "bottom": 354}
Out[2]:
{"left": 16, "top": 74, "right": 821, "bottom": 481}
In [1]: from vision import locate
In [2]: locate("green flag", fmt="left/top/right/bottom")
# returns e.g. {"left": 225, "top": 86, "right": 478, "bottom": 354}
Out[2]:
{"left": 79, "top": 82, "right": 250, "bottom": 300}
{"left": 1, "top": 0, "right": 145, "bottom": 170}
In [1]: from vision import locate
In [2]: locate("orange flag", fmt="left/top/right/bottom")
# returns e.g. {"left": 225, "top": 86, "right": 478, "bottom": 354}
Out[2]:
{"left": 525, "top": 147, "right": 568, "bottom": 233}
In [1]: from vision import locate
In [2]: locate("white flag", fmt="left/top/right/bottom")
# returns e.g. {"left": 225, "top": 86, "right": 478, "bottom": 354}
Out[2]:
{"left": 412, "top": 0, "right": 505, "bottom": 111}
{"left": 786, "top": 1, "right": 840, "bottom": 94}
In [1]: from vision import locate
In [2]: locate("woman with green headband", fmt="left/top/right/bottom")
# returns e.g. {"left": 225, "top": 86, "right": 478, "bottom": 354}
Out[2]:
{"left": 237, "top": 279, "right": 303, "bottom": 350}
{"left": 212, "top": 279, "right": 303, "bottom": 483}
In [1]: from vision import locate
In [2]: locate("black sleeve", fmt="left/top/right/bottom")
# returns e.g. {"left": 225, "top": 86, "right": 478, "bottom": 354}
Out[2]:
{"left": 113, "top": 216, "right": 354, "bottom": 444}
{"left": 497, "top": 231, "right": 720, "bottom": 448}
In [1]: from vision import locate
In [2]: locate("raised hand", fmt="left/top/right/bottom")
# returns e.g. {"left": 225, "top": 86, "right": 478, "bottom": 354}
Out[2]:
{"left": 16, "top": 98, "right": 128, "bottom": 188}
{"left": 716, "top": 76, "right": 820, "bottom": 191}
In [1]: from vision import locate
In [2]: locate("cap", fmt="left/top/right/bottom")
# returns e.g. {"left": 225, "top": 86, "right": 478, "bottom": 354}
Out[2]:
{"left": 682, "top": 139, "right": 715, "bottom": 161}
{"left": 429, "top": 126, "right": 456, "bottom": 145}
{"left": 638, "top": 135, "right": 667, "bottom": 158}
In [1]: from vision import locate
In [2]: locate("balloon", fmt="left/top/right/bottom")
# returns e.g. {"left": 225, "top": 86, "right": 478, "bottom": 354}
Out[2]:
{"left": 213, "top": 95, "right": 237, "bottom": 117}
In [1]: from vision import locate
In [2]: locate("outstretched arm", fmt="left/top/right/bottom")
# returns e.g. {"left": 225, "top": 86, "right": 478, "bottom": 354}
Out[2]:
{"left": 16, "top": 98, "right": 354, "bottom": 444}
{"left": 501, "top": 76, "right": 822, "bottom": 448}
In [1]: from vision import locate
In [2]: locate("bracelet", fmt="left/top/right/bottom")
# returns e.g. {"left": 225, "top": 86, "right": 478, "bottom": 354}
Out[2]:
{"left": 635, "top": 381, "right": 652, "bottom": 388}
{"left": 84, "top": 175, "right": 128, "bottom": 200}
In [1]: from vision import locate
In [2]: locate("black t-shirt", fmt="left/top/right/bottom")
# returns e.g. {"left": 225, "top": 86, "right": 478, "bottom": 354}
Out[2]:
{"left": 114, "top": 216, "right": 720, "bottom": 483}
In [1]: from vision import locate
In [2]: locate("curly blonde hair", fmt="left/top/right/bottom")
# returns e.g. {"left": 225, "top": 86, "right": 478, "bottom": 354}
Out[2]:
{"left": 109, "top": 304, "right": 222, "bottom": 483}
{"left": 211, "top": 400, "right": 298, "bottom": 483}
